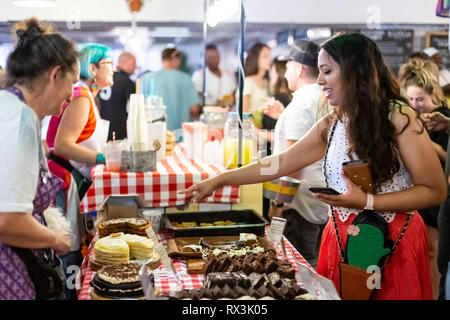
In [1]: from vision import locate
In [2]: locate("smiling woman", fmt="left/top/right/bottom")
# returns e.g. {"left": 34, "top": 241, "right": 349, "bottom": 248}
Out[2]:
{"left": 44, "top": 42, "right": 115, "bottom": 299}
{"left": 179, "top": 32, "right": 447, "bottom": 300}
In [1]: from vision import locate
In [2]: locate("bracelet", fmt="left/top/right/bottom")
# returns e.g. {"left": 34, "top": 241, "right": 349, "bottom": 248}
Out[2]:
{"left": 270, "top": 200, "right": 284, "bottom": 208}
{"left": 96, "top": 153, "right": 106, "bottom": 165}
{"left": 364, "top": 193, "right": 374, "bottom": 210}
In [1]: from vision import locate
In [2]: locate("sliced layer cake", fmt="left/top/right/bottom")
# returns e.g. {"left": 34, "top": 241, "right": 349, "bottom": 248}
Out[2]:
{"left": 94, "top": 233, "right": 130, "bottom": 264}
{"left": 124, "top": 234, "right": 154, "bottom": 260}
{"left": 92, "top": 232, "right": 158, "bottom": 271}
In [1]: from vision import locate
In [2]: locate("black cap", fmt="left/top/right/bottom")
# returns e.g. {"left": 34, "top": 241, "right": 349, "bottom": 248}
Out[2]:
{"left": 279, "top": 41, "right": 319, "bottom": 67}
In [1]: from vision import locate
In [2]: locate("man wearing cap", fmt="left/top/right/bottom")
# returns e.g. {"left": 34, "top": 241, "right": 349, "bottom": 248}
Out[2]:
{"left": 267, "top": 41, "right": 330, "bottom": 267}
{"left": 423, "top": 47, "right": 450, "bottom": 96}
{"left": 141, "top": 48, "right": 201, "bottom": 131}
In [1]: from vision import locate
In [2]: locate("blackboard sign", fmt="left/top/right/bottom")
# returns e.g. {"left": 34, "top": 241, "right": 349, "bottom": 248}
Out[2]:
{"left": 293, "top": 29, "right": 307, "bottom": 41}
{"left": 360, "top": 29, "right": 414, "bottom": 73}
{"left": 426, "top": 32, "right": 450, "bottom": 69}
{"left": 331, "top": 28, "right": 414, "bottom": 73}
{"left": 276, "top": 30, "right": 290, "bottom": 46}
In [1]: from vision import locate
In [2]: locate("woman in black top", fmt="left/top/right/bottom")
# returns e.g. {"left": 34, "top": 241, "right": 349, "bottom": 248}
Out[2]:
{"left": 399, "top": 57, "right": 450, "bottom": 299}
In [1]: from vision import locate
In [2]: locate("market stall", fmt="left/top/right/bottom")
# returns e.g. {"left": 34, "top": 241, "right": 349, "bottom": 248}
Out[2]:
{"left": 77, "top": 226, "right": 326, "bottom": 300}
{"left": 79, "top": 144, "right": 240, "bottom": 213}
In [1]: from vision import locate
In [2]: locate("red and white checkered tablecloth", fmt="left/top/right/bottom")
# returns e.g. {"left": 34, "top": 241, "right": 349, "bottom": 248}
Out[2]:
{"left": 79, "top": 144, "right": 240, "bottom": 213}
{"left": 76, "top": 227, "right": 313, "bottom": 300}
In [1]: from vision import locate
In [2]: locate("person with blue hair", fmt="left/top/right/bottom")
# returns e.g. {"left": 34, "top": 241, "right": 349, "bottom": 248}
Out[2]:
{"left": 45, "top": 43, "right": 115, "bottom": 300}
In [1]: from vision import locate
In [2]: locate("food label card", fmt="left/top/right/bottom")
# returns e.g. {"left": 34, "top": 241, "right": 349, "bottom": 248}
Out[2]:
{"left": 155, "top": 242, "right": 179, "bottom": 280}
{"left": 267, "top": 216, "right": 287, "bottom": 242}
{"left": 146, "top": 226, "right": 159, "bottom": 244}
{"left": 139, "top": 264, "right": 156, "bottom": 300}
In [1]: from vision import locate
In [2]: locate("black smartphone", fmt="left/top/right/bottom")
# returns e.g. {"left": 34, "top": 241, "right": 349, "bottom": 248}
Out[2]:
{"left": 308, "top": 187, "right": 341, "bottom": 195}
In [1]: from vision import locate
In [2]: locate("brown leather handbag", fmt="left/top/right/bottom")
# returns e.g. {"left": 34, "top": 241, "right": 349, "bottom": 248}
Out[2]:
{"left": 339, "top": 262, "right": 375, "bottom": 300}
{"left": 342, "top": 160, "right": 375, "bottom": 194}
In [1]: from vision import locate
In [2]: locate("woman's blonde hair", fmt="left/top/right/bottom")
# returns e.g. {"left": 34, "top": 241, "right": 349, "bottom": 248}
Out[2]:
{"left": 398, "top": 57, "right": 446, "bottom": 107}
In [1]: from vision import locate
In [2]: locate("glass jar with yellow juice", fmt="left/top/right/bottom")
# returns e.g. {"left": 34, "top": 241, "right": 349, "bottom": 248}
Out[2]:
{"left": 223, "top": 112, "right": 255, "bottom": 168}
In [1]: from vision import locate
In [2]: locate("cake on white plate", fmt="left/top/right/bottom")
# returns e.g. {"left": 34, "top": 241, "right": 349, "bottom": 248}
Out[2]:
{"left": 93, "top": 233, "right": 159, "bottom": 270}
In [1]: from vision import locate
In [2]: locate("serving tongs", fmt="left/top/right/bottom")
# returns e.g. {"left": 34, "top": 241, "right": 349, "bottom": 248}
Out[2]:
{"left": 199, "top": 237, "right": 245, "bottom": 250}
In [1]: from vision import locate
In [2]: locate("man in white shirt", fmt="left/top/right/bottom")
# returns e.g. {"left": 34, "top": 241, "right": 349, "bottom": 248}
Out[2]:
{"left": 269, "top": 41, "right": 330, "bottom": 267}
{"left": 192, "top": 44, "right": 237, "bottom": 107}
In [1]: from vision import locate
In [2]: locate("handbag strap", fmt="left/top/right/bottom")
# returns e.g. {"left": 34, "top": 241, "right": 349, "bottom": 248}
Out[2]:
{"left": 48, "top": 152, "right": 75, "bottom": 173}
{"left": 379, "top": 214, "right": 411, "bottom": 272}
{"left": 323, "top": 120, "right": 346, "bottom": 261}
{"left": 323, "top": 118, "right": 411, "bottom": 267}
{"left": 10, "top": 246, "right": 36, "bottom": 264}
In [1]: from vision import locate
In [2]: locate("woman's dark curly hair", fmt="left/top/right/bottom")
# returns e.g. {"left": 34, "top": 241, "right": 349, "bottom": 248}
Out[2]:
{"left": 321, "top": 33, "right": 423, "bottom": 191}
{"left": 5, "top": 17, "right": 78, "bottom": 89}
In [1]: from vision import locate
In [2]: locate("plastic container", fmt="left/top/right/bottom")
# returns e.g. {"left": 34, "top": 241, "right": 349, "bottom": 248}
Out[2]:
{"left": 146, "top": 96, "right": 166, "bottom": 123}
{"left": 142, "top": 209, "right": 164, "bottom": 233}
{"left": 223, "top": 112, "right": 255, "bottom": 169}
{"left": 104, "top": 141, "right": 122, "bottom": 172}
{"left": 182, "top": 122, "right": 208, "bottom": 160}
{"left": 200, "top": 106, "right": 228, "bottom": 141}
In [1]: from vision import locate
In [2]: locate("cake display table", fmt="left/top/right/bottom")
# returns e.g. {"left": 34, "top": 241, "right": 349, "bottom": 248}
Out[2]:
{"left": 76, "top": 227, "right": 317, "bottom": 300}
{"left": 79, "top": 144, "right": 240, "bottom": 213}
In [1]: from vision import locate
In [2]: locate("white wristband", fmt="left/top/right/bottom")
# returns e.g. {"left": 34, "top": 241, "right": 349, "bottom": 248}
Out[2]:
{"left": 364, "top": 193, "right": 374, "bottom": 210}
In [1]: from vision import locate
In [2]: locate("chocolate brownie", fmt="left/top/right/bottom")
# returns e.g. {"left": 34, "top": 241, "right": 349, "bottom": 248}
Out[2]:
{"left": 277, "top": 264, "right": 295, "bottom": 279}
{"left": 265, "top": 260, "right": 279, "bottom": 274}
{"left": 249, "top": 272, "right": 265, "bottom": 289}
{"left": 268, "top": 272, "right": 283, "bottom": 288}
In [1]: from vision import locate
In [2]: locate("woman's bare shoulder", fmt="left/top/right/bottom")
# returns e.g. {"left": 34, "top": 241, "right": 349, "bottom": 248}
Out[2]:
{"left": 389, "top": 103, "right": 423, "bottom": 134}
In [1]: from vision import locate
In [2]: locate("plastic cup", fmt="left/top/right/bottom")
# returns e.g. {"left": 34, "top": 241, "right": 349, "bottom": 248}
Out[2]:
{"left": 104, "top": 141, "right": 121, "bottom": 172}
{"left": 142, "top": 210, "right": 163, "bottom": 233}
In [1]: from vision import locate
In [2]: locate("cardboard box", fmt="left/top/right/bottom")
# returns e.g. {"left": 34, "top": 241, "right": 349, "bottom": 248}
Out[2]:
{"left": 98, "top": 194, "right": 147, "bottom": 221}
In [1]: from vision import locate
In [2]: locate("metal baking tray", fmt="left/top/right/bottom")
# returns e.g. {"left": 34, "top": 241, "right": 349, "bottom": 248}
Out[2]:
{"left": 163, "top": 210, "right": 269, "bottom": 237}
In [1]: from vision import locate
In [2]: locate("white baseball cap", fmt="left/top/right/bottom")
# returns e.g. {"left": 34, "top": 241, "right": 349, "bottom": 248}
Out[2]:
{"left": 423, "top": 47, "right": 439, "bottom": 57}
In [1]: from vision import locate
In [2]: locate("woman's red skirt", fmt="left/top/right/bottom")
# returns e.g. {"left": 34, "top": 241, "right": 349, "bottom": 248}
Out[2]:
{"left": 316, "top": 211, "right": 433, "bottom": 300}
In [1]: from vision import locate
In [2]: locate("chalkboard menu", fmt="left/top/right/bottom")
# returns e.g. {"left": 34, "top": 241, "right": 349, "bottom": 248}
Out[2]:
{"left": 331, "top": 28, "right": 414, "bottom": 73}
{"left": 276, "top": 29, "right": 290, "bottom": 46}
{"left": 426, "top": 32, "right": 450, "bottom": 69}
